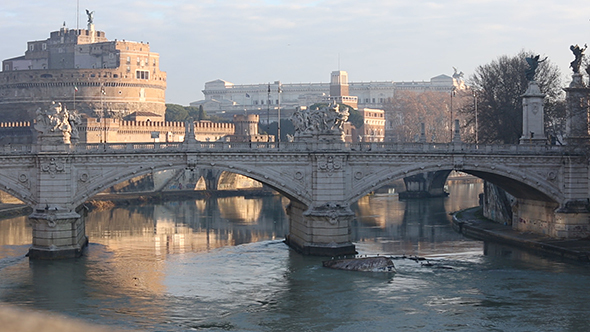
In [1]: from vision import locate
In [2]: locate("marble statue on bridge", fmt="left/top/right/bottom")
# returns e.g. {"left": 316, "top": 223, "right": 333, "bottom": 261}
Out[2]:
{"left": 34, "top": 101, "right": 79, "bottom": 146}
{"left": 569, "top": 44, "right": 587, "bottom": 74}
{"left": 291, "top": 101, "right": 349, "bottom": 141}
{"left": 525, "top": 55, "right": 546, "bottom": 81}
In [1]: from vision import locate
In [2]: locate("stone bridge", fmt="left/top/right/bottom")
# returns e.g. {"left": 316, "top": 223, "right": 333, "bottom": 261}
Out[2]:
{"left": 2, "top": 79, "right": 590, "bottom": 259}
{"left": 0, "top": 138, "right": 587, "bottom": 259}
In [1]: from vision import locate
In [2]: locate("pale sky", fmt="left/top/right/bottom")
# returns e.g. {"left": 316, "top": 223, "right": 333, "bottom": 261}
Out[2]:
{"left": 1, "top": 1, "right": 589, "bottom": 105}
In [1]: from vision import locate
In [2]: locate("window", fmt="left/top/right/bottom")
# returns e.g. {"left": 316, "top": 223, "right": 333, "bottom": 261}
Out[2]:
{"left": 42, "top": 43, "right": 47, "bottom": 50}
{"left": 126, "top": 57, "right": 131, "bottom": 63}
{"left": 136, "top": 70, "right": 149, "bottom": 79}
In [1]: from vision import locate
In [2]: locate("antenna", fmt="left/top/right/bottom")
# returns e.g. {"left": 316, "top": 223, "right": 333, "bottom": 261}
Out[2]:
{"left": 76, "top": 0, "right": 79, "bottom": 30}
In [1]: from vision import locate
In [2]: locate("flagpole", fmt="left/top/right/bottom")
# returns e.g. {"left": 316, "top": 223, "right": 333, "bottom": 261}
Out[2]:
{"left": 76, "top": 0, "right": 79, "bottom": 30}
{"left": 267, "top": 83, "right": 270, "bottom": 135}
{"left": 277, "top": 82, "right": 282, "bottom": 144}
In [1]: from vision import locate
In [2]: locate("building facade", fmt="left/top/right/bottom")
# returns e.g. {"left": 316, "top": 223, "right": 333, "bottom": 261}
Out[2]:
{"left": 192, "top": 71, "right": 460, "bottom": 121}
{"left": 357, "top": 108, "right": 385, "bottom": 142}
{"left": 0, "top": 22, "right": 166, "bottom": 121}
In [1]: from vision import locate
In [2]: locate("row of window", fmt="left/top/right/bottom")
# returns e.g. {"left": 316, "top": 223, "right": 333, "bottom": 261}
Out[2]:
{"left": 253, "top": 99, "right": 280, "bottom": 105}
{"left": 136, "top": 70, "right": 150, "bottom": 80}
{"left": 126, "top": 57, "right": 157, "bottom": 67}
{"left": 29, "top": 43, "right": 47, "bottom": 51}
{"left": 363, "top": 98, "right": 386, "bottom": 103}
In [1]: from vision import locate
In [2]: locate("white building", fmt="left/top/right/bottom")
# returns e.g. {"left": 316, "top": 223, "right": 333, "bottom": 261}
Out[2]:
{"left": 191, "top": 71, "right": 462, "bottom": 122}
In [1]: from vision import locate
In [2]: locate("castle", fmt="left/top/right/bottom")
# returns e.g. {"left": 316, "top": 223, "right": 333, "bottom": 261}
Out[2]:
{"left": 0, "top": 17, "right": 166, "bottom": 121}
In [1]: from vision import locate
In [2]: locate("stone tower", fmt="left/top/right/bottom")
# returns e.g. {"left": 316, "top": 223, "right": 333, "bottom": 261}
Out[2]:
{"left": 329, "top": 71, "right": 358, "bottom": 109}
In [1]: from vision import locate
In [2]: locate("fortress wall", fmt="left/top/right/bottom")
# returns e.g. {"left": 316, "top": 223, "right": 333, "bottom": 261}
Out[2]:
{"left": 0, "top": 69, "right": 166, "bottom": 121}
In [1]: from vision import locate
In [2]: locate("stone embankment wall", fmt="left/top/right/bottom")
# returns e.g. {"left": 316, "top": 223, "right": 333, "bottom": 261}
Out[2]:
{"left": 482, "top": 181, "right": 514, "bottom": 225}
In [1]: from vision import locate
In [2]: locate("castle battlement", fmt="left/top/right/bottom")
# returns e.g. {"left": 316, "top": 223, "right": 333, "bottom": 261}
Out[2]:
{"left": 0, "top": 121, "right": 31, "bottom": 128}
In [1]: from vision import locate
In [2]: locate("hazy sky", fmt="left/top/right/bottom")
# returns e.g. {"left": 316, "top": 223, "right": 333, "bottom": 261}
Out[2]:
{"left": 1, "top": 1, "right": 589, "bottom": 105}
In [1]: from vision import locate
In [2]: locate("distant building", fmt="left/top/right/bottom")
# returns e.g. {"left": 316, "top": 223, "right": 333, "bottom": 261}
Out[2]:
{"left": 357, "top": 108, "right": 385, "bottom": 142}
{"left": 328, "top": 71, "right": 358, "bottom": 109}
{"left": 0, "top": 20, "right": 166, "bottom": 121}
{"left": 191, "top": 70, "right": 461, "bottom": 122}
{"left": 0, "top": 112, "right": 272, "bottom": 144}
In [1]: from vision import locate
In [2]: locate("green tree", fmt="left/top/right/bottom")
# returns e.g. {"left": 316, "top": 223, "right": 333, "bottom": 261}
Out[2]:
{"left": 266, "top": 119, "right": 295, "bottom": 141}
{"left": 460, "top": 51, "right": 563, "bottom": 144}
{"left": 165, "top": 104, "right": 223, "bottom": 122}
{"left": 165, "top": 104, "right": 188, "bottom": 122}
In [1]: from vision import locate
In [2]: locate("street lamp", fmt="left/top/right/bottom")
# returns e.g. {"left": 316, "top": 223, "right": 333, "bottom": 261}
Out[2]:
{"left": 473, "top": 89, "right": 479, "bottom": 144}
{"left": 100, "top": 84, "right": 106, "bottom": 143}
{"left": 449, "top": 86, "right": 456, "bottom": 142}
{"left": 277, "top": 82, "right": 282, "bottom": 143}
{"left": 267, "top": 83, "right": 271, "bottom": 133}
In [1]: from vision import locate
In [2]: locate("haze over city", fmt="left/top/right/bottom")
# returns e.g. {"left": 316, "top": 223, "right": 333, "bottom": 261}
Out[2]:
{"left": 1, "top": 0, "right": 589, "bottom": 105}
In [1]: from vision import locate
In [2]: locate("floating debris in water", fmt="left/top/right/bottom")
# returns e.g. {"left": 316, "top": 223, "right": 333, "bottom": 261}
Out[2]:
{"left": 322, "top": 256, "right": 396, "bottom": 272}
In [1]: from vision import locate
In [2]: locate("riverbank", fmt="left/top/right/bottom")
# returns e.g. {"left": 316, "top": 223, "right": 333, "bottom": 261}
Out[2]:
{"left": 452, "top": 206, "right": 590, "bottom": 263}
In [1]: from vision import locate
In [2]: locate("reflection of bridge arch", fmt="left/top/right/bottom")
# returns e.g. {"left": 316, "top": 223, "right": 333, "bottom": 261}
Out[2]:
{"left": 67, "top": 162, "right": 311, "bottom": 209}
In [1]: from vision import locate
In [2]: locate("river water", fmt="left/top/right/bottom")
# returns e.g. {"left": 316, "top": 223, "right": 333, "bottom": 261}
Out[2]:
{"left": 2, "top": 183, "right": 590, "bottom": 331}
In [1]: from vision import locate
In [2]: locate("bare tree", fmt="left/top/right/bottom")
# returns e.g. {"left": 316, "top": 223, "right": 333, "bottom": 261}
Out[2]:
{"left": 384, "top": 90, "right": 470, "bottom": 143}
{"left": 459, "top": 51, "right": 563, "bottom": 144}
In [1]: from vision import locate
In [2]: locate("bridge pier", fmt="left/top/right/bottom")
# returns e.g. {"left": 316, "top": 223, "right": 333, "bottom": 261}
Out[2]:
{"left": 285, "top": 200, "right": 356, "bottom": 256}
{"left": 28, "top": 207, "right": 88, "bottom": 259}
{"left": 399, "top": 170, "right": 451, "bottom": 199}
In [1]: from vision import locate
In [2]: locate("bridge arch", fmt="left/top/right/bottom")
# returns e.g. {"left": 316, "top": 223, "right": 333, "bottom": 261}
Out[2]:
{"left": 71, "top": 161, "right": 311, "bottom": 209}
{"left": 348, "top": 162, "right": 562, "bottom": 206}
{"left": 0, "top": 172, "right": 38, "bottom": 206}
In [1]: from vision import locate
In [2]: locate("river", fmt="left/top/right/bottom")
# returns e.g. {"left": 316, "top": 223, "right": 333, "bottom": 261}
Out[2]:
{"left": 2, "top": 182, "right": 590, "bottom": 331}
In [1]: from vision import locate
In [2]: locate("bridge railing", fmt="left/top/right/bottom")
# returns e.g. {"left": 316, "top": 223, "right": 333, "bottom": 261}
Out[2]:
{"left": 349, "top": 142, "right": 567, "bottom": 154}
{"left": 0, "top": 141, "right": 571, "bottom": 155}
{"left": 0, "top": 144, "right": 33, "bottom": 154}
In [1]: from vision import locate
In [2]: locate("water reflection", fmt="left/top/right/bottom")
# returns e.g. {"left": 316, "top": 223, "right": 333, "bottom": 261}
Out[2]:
{"left": 353, "top": 182, "right": 483, "bottom": 256}
{"left": 4, "top": 183, "right": 590, "bottom": 332}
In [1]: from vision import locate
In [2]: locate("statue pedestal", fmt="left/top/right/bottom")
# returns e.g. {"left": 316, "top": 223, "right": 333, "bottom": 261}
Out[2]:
{"left": 564, "top": 74, "right": 590, "bottom": 145}
{"left": 520, "top": 81, "right": 546, "bottom": 145}
{"left": 36, "top": 133, "right": 72, "bottom": 152}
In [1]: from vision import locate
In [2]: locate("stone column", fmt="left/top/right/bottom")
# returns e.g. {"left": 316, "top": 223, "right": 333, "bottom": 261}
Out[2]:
{"left": 28, "top": 155, "right": 89, "bottom": 259}
{"left": 520, "top": 81, "right": 546, "bottom": 144}
{"left": 285, "top": 200, "right": 356, "bottom": 256}
{"left": 28, "top": 208, "right": 88, "bottom": 259}
{"left": 400, "top": 170, "right": 452, "bottom": 199}
{"left": 284, "top": 152, "right": 356, "bottom": 256}
{"left": 564, "top": 73, "right": 590, "bottom": 145}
